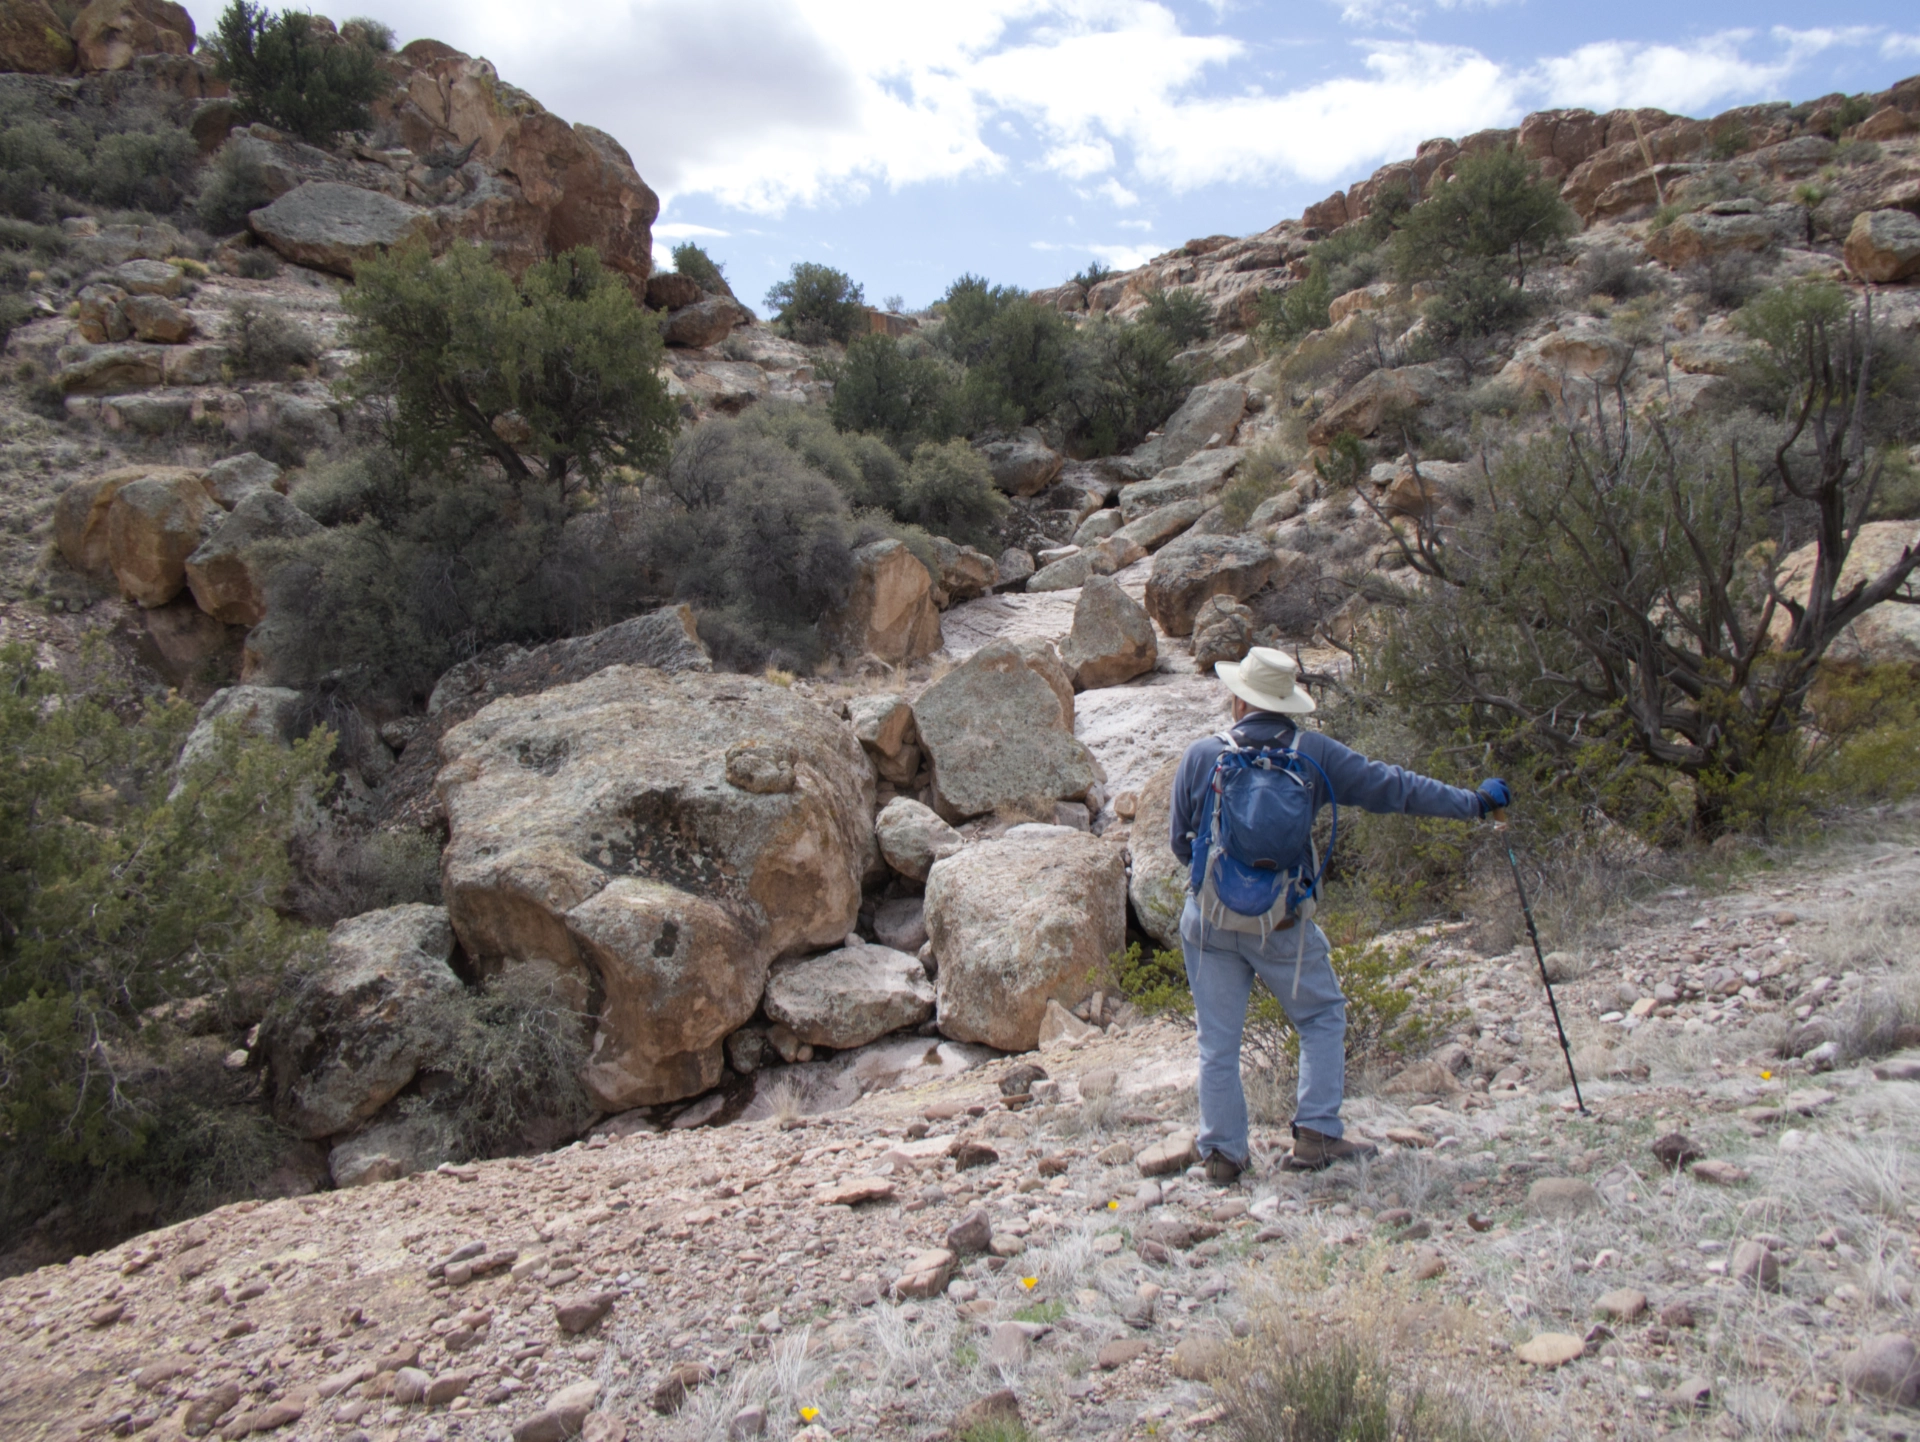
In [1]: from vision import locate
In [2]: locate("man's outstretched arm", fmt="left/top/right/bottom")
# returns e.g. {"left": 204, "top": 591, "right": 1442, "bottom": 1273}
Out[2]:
{"left": 1304, "top": 734, "right": 1504, "bottom": 820}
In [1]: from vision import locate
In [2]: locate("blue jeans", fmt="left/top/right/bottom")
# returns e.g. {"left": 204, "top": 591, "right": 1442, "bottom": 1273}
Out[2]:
{"left": 1178, "top": 895, "right": 1348, "bottom": 1165}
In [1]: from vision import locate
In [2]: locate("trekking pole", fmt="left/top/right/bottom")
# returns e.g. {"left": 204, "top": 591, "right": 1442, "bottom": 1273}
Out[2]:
{"left": 1491, "top": 810, "right": 1589, "bottom": 1116}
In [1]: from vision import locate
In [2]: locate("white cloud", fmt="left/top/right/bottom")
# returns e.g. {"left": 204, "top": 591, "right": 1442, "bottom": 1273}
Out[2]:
{"left": 1531, "top": 27, "right": 1864, "bottom": 113}
{"left": 1882, "top": 33, "right": 1920, "bottom": 59}
{"left": 1045, "top": 138, "right": 1117, "bottom": 178}
{"left": 1093, "top": 177, "right": 1141, "bottom": 207}
{"left": 653, "top": 223, "right": 732, "bottom": 240}
{"left": 1033, "top": 238, "right": 1164, "bottom": 269}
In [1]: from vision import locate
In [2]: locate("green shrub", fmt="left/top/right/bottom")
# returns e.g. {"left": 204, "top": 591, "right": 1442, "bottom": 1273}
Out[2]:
{"left": 0, "top": 644, "right": 332, "bottom": 1239}
{"left": 0, "top": 98, "right": 197, "bottom": 220}
{"left": 346, "top": 242, "right": 676, "bottom": 493}
{"left": 1256, "top": 264, "right": 1334, "bottom": 349}
{"left": 826, "top": 332, "right": 959, "bottom": 451}
{"left": 1391, "top": 147, "right": 1574, "bottom": 289}
{"left": 765, "top": 260, "right": 867, "bottom": 345}
{"left": 1060, "top": 317, "right": 1188, "bottom": 456}
{"left": 1313, "top": 432, "right": 1368, "bottom": 491}
{"left": 286, "top": 817, "right": 442, "bottom": 926}
{"left": 1141, "top": 286, "right": 1212, "bottom": 348}
{"left": 898, "top": 438, "right": 1007, "bottom": 549}
{"left": 671, "top": 241, "right": 731, "bottom": 297}
{"left": 1580, "top": 244, "right": 1654, "bottom": 300}
{"left": 207, "top": 0, "right": 393, "bottom": 147}
{"left": 1219, "top": 443, "right": 1294, "bottom": 528}
{"left": 1071, "top": 260, "right": 1113, "bottom": 290}
{"left": 735, "top": 401, "right": 909, "bottom": 515}
{"left": 340, "top": 15, "right": 393, "bottom": 51}
{"left": 224, "top": 299, "right": 319, "bottom": 380}
{"left": 235, "top": 245, "right": 282, "bottom": 279}
{"left": 1828, "top": 93, "right": 1875, "bottom": 137}
{"left": 938, "top": 275, "right": 1075, "bottom": 432}
{"left": 196, "top": 138, "right": 276, "bottom": 235}
{"left": 1421, "top": 257, "right": 1531, "bottom": 345}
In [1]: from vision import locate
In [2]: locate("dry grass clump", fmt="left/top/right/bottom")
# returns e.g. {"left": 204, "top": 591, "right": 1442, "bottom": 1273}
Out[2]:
{"left": 1217, "top": 1263, "right": 1522, "bottom": 1442}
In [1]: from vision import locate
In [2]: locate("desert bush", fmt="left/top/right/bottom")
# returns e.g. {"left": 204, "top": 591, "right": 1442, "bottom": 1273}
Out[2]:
{"left": 1141, "top": 285, "right": 1212, "bottom": 348}
{"left": 1421, "top": 257, "right": 1531, "bottom": 346}
{"left": 898, "top": 439, "right": 1007, "bottom": 550}
{"left": 196, "top": 138, "right": 276, "bottom": 235}
{"left": 765, "top": 260, "right": 866, "bottom": 345}
{"left": 937, "top": 275, "right": 1075, "bottom": 432}
{"left": 346, "top": 242, "right": 675, "bottom": 493}
{"left": 235, "top": 245, "right": 282, "bottom": 279}
{"left": 671, "top": 241, "right": 731, "bottom": 297}
{"left": 1059, "top": 316, "right": 1188, "bottom": 456}
{"left": 1581, "top": 245, "right": 1655, "bottom": 300}
{"left": 397, "top": 967, "right": 594, "bottom": 1159}
{"left": 1256, "top": 265, "right": 1334, "bottom": 349}
{"left": 1070, "top": 260, "right": 1113, "bottom": 290}
{"left": 827, "top": 332, "right": 959, "bottom": 451}
{"left": 224, "top": 298, "right": 319, "bottom": 379}
{"left": 340, "top": 15, "right": 393, "bottom": 51}
{"left": 1392, "top": 147, "right": 1574, "bottom": 290}
{"left": 1682, "top": 251, "right": 1763, "bottom": 310}
{"left": 0, "top": 644, "right": 332, "bottom": 1239}
{"left": 0, "top": 96, "right": 197, "bottom": 220}
{"left": 206, "top": 0, "right": 392, "bottom": 147}
{"left": 1364, "top": 281, "right": 1920, "bottom": 839}
{"left": 1221, "top": 446, "right": 1293, "bottom": 529}
{"left": 285, "top": 816, "right": 442, "bottom": 926}
{"left": 735, "top": 401, "right": 909, "bottom": 515}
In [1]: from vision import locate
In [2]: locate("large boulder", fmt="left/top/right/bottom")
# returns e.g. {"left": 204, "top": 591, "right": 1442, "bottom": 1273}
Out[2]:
{"left": 267, "top": 906, "right": 463, "bottom": 1140}
{"left": 329, "top": 1115, "right": 453, "bottom": 1189}
{"left": 1191, "top": 595, "right": 1256, "bottom": 671}
{"left": 1307, "top": 363, "right": 1452, "bottom": 445}
{"left": 203, "top": 452, "right": 284, "bottom": 510}
{"left": 1645, "top": 204, "right": 1800, "bottom": 267}
{"left": 55, "top": 466, "right": 173, "bottom": 580}
{"left": 106, "top": 469, "right": 215, "bottom": 607}
{"left": 1145, "top": 533, "right": 1276, "bottom": 637}
{"left": 248, "top": 182, "right": 435, "bottom": 277}
{"left": 646, "top": 271, "right": 703, "bottom": 309}
{"left": 822, "top": 539, "right": 941, "bottom": 665}
{"left": 929, "top": 537, "right": 997, "bottom": 604}
{"left": 662, "top": 295, "right": 753, "bottom": 348}
{"left": 1495, "top": 331, "right": 1631, "bottom": 406}
{"left": 912, "top": 639, "right": 1097, "bottom": 820}
{"left": 1117, "top": 448, "right": 1242, "bottom": 522}
{"left": 763, "top": 943, "right": 934, "bottom": 1049}
{"left": 1130, "top": 382, "right": 1246, "bottom": 475}
{"left": 184, "top": 489, "right": 321, "bottom": 626}
{"left": 1771, "top": 522, "right": 1920, "bottom": 663}
{"left": 1844, "top": 210, "right": 1920, "bottom": 284}
{"left": 173, "top": 684, "right": 302, "bottom": 779}
{"left": 874, "top": 797, "right": 963, "bottom": 881}
{"left": 71, "top": 0, "right": 190, "bottom": 71}
{"left": 978, "top": 430, "right": 1064, "bottom": 497}
{"left": 926, "top": 827, "right": 1128, "bottom": 1051}
{"left": 368, "top": 44, "right": 657, "bottom": 288}
{"left": 1060, "top": 575, "right": 1156, "bottom": 691}
{"left": 1116, "top": 499, "right": 1206, "bottom": 553}
{"left": 436, "top": 667, "right": 874, "bottom": 1109}
{"left": 0, "top": 0, "right": 75, "bottom": 73}
{"left": 1128, "top": 757, "right": 1187, "bottom": 948}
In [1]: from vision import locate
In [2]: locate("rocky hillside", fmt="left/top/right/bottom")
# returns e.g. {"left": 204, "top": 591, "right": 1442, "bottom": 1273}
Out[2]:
{"left": 3, "top": 15, "right": 1920, "bottom": 1441}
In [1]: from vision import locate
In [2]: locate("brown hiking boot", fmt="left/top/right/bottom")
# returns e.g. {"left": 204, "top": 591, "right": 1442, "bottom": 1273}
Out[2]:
{"left": 1203, "top": 1153, "right": 1243, "bottom": 1186}
{"left": 1283, "top": 1125, "right": 1379, "bottom": 1171}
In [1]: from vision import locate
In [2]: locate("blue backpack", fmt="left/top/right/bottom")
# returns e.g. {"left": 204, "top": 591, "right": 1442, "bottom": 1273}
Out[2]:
{"left": 1188, "top": 729, "right": 1337, "bottom": 938}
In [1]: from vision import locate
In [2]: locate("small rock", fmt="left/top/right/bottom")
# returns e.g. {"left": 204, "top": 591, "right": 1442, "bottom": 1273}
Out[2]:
{"left": 1731, "top": 1240, "right": 1781, "bottom": 1291}
{"left": 1873, "top": 1058, "right": 1920, "bottom": 1082}
{"left": 1136, "top": 1130, "right": 1200, "bottom": 1177}
{"left": 553, "top": 1292, "right": 616, "bottom": 1334}
{"left": 945, "top": 1207, "right": 993, "bottom": 1254}
{"left": 1658, "top": 1299, "right": 1696, "bottom": 1329}
{"left": 816, "top": 1176, "right": 895, "bottom": 1207}
{"left": 985, "top": 1321, "right": 1031, "bottom": 1366}
{"left": 1650, "top": 1133, "right": 1704, "bottom": 1171}
{"left": 990, "top": 1233, "right": 1026, "bottom": 1258}
{"left": 391, "top": 1368, "right": 432, "bottom": 1405}
{"left": 728, "top": 1405, "right": 769, "bottom": 1440}
{"left": 1667, "top": 1376, "right": 1712, "bottom": 1410}
{"left": 1595, "top": 1288, "right": 1647, "bottom": 1322}
{"left": 952, "top": 1390, "right": 1020, "bottom": 1435}
{"left": 1514, "top": 1333, "right": 1584, "bottom": 1367}
{"left": 581, "top": 1414, "right": 627, "bottom": 1442}
{"left": 1840, "top": 1333, "right": 1920, "bottom": 1406}
{"left": 951, "top": 1141, "right": 998, "bottom": 1171}
{"left": 1079, "top": 1066, "right": 1118, "bottom": 1098}
{"left": 1124, "top": 1282, "right": 1160, "bottom": 1329}
{"left": 426, "top": 1372, "right": 476, "bottom": 1406}
{"left": 999, "top": 1062, "right": 1048, "bottom": 1095}
{"left": 893, "top": 1248, "right": 956, "bottom": 1299}
{"left": 1527, "top": 1177, "right": 1600, "bottom": 1220}
{"left": 218, "top": 1400, "right": 306, "bottom": 1438}
{"left": 1171, "top": 1335, "right": 1230, "bottom": 1380}
{"left": 1412, "top": 1249, "right": 1446, "bottom": 1281}
{"left": 1690, "top": 1159, "right": 1750, "bottom": 1186}
{"left": 1097, "top": 1337, "right": 1150, "bottom": 1369}
{"left": 1097, "top": 1141, "right": 1135, "bottom": 1166}
{"left": 649, "top": 1362, "right": 712, "bottom": 1415}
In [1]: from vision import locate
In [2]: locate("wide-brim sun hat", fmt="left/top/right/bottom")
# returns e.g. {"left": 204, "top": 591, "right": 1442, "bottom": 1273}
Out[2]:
{"left": 1215, "top": 646, "right": 1316, "bottom": 715}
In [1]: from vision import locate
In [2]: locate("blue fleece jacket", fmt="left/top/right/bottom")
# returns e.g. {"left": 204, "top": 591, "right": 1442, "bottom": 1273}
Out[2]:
{"left": 1168, "top": 712, "right": 1483, "bottom": 867}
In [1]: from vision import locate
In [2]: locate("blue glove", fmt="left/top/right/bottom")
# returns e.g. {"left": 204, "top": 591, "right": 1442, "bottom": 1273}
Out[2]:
{"left": 1476, "top": 778, "right": 1511, "bottom": 818}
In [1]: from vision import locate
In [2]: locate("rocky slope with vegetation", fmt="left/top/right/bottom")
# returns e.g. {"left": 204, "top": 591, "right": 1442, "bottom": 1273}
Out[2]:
{"left": 2, "top": 3, "right": 1920, "bottom": 1437}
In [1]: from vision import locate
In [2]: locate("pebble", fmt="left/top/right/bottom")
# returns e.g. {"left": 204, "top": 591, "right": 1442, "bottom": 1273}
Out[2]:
{"left": 1515, "top": 1334, "right": 1584, "bottom": 1367}
{"left": 1594, "top": 1288, "right": 1647, "bottom": 1322}
{"left": 1526, "top": 1177, "right": 1600, "bottom": 1219}
{"left": 1840, "top": 1333, "right": 1920, "bottom": 1407}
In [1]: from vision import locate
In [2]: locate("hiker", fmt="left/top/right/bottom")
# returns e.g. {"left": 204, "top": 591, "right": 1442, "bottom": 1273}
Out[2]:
{"left": 1169, "top": 646, "right": 1509, "bottom": 1181}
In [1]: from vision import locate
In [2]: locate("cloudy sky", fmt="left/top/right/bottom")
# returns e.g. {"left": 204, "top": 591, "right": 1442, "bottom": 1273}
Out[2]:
{"left": 182, "top": 0, "right": 1920, "bottom": 314}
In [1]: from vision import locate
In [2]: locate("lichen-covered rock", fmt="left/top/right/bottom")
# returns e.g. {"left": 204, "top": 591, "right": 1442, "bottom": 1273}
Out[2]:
{"left": 1144, "top": 533, "right": 1275, "bottom": 637}
{"left": 1770, "top": 521, "right": 1920, "bottom": 663}
{"left": 268, "top": 906, "right": 463, "bottom": 1140}
{"left": 926, "top": 826, "right": 1127, "bottom": 1052}
{"left": 248, "top": 181, "right": 435, "bottom": 277}
{"left": 436, "top": 667, "right": 873, "bottom": 1109}
{"left": 911, "top": 639, "right": 1097, "bottom": 820}
{"left": 978, "top": 429, "right": 1063, "bottom": 497}
{"left": 55, "top": 466, "right": 176, "bottom": 580}
{"left": 1307, "top": 363, "right": 1453, "bottom": 446}
{"left": 203, "top": 452, "right": 284, "bottom": 510}
{"left": 1844, "top": 209, "right": 1920, "bottom": 284}
{"left": 662, "top": 294, "right": 753, "bottom": 348}
{"left": 1130, "top": 381, "right": 1245, "bottom": 475}
{"left": 763, "top": 943, "right": 934, "bottom": 1049}
{"left": 845, "top": 693, "right": 919, "bottom": 785}
{"left": 822, "top": 539, "right": 941, "bottom": 664}
{"left": 106, "top": 468, "right": 215, "bottom": 607}
{"left": 1191, "top": 594, "right": 1255, "bottom": 671}
{"left": 329, "top": 1114, "right": 453, "bottom": 1189}
{"left": 71, "top": 0, "right": 190, "bottom": 72}
{"left": 929, "top": 537, "right": 996, "bottom": 604}
{"left": 184, "top": 488, "right": 320, "bottom": 625}
{"left": 1060, "top": 575, "right": 1156, "bottom": 691}
{"left": 0, "top": 0, "right": 77, "bottom": 71}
